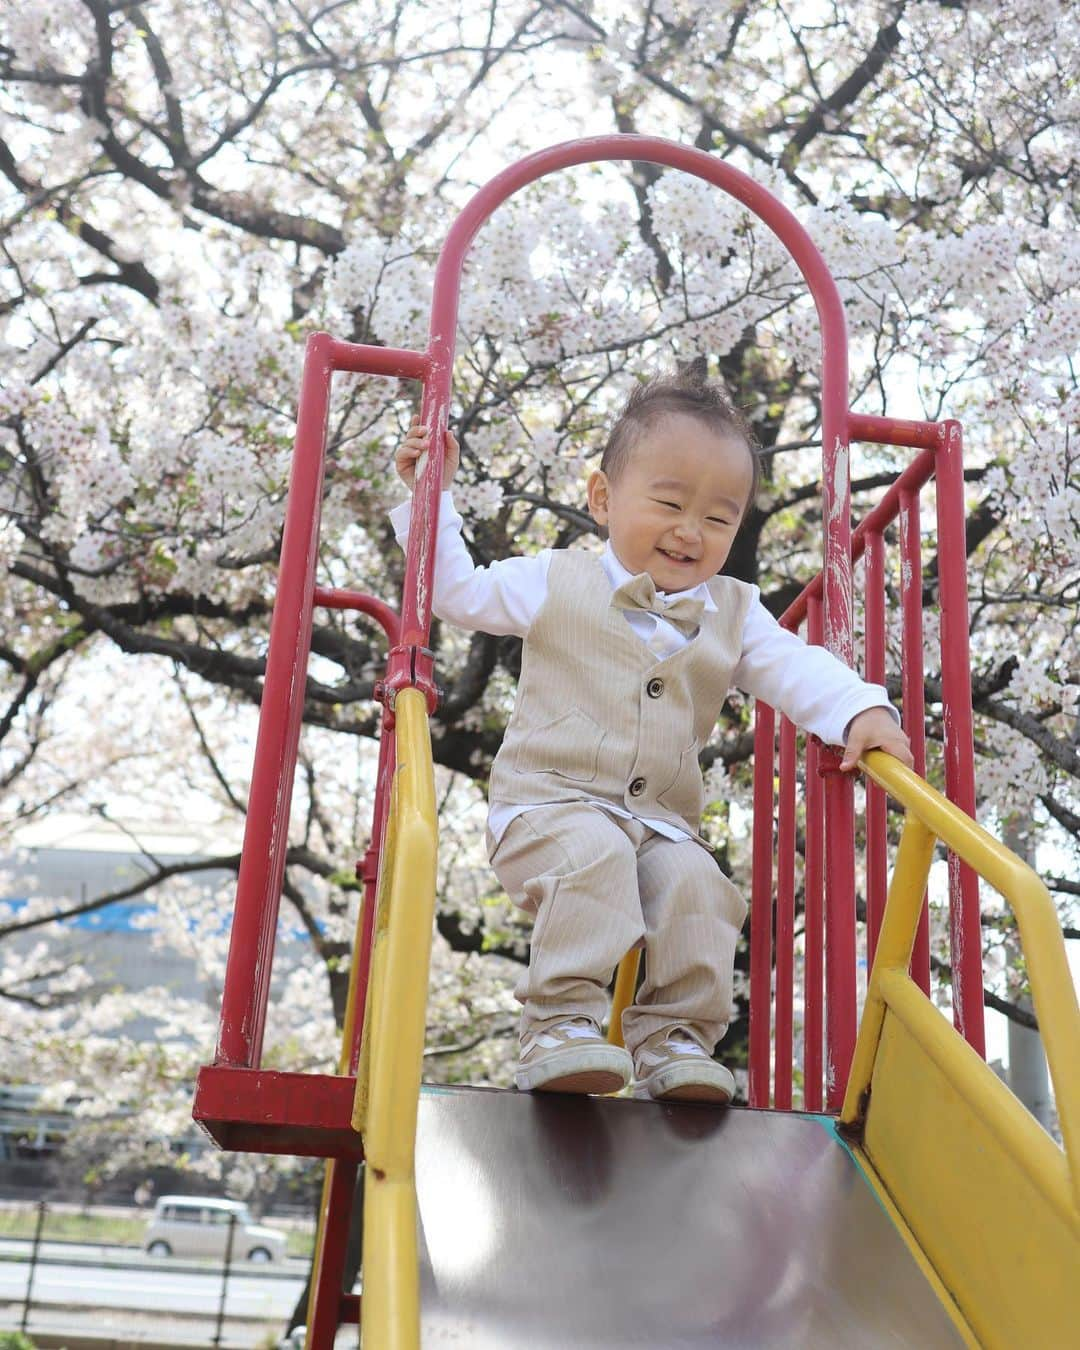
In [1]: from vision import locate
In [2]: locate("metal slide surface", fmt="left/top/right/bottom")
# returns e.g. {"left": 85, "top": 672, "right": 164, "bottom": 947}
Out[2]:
{"left": 414, "top": 1085, "right": 965, "bottom": 1348}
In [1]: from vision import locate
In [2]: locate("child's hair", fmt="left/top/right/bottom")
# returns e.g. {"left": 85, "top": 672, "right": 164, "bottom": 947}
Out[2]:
{"left": 600, "top": 367, "right": 761, "bottom": 516}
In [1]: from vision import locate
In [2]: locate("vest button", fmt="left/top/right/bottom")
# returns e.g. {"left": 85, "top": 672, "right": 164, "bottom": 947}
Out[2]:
{"left": 629, "top": 776, "right": 646, "bottom": 797}
{"left": 646, "top": 678, "right": 664, "bottom": 698}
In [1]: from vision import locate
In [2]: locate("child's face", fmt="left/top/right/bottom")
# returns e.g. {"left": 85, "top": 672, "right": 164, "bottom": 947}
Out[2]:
{"left": 587, "top": 413, "right": 754, "bottom": 593}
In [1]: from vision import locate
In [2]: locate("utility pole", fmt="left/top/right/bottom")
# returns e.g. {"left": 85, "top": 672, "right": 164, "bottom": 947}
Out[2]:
{"left": 1003, "top": 817, "right": 1053, "bottom": 1133}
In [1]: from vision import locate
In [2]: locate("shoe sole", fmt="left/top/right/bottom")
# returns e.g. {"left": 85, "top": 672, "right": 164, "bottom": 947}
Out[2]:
{"left": 520, "top": 1067, "right": 629, "bottom": 1095}
{"left": 515, "top": 1045, "right": 632, "bottom": 1095}
{"left": 632, "top": 1062, "right": 735, "bottom": 1105}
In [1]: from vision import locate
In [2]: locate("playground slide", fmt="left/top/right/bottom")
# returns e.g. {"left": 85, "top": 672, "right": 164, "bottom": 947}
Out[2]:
{"left": 412, "top": 1085, "right": 966, "bottom": 1347}
{"left": 348, "top": 701, "right": 1078, "bottom": 1350}
{"left": 191, "top": 141, "right": 1080, "bottom": 1350}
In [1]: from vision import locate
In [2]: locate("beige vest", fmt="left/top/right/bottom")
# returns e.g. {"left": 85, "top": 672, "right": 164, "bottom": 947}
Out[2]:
{"left": 488, "top": 551, "right": 755, "bottom": 846}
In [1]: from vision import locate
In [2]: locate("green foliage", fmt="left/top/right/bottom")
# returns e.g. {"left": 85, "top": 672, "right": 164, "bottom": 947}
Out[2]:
{"left": 0, "top": 1207, "right": 144, "bottom": 1245}
{"left": 0, "top": 1333, "right": 38, "bottom": 1349}
{"left": 327, "top": 867, "right": 362, "bottom": 890}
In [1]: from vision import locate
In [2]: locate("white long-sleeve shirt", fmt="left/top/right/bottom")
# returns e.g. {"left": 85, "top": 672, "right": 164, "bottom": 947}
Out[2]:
{"left": 391, "top": 491, "right": 896, "bottom": 844}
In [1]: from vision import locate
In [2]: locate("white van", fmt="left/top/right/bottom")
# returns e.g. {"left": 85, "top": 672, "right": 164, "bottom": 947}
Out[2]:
{"left": 143, "top": 1195, "right": 288, "bottom": 1263}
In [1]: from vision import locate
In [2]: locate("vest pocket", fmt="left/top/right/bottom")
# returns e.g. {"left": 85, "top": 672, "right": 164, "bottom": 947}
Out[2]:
{"left": 656, "top": 739, "right": 704, "bottom": 814}
{"left": 512, "top": 708, "right": 606, "bottom": 783}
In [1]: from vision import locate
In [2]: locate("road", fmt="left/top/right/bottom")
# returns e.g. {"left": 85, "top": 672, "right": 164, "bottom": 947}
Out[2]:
{"left": 0, "top": 1236, "right": 303, "bottom": 1270}
{"left": 0, "top": 1242, "right": 306, "bottom": 1319}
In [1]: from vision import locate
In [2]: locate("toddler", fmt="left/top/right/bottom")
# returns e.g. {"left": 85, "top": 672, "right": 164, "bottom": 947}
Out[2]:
{"left": 392, "top": 373, "right": 911, "bottom": 1104}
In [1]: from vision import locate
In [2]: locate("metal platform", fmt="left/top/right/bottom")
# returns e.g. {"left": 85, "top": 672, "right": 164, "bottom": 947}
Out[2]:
{"left": 413, "top": 1085, "right": 965, "bottom": 1348}
{"left": 193, "top": 1066, "right": 363, "bottom": 1159}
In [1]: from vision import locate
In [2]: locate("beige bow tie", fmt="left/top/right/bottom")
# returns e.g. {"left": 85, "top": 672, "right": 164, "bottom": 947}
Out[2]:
{"left": 610, "top": 572, "right": 705, "bottom": 635}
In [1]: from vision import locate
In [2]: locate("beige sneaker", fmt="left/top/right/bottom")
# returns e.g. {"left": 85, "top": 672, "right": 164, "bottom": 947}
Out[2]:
{"left": 515, "top": 1017, "right": 633, "bottom": 1094}
{"left": 632, "top": 1027, "right": 735, "bottom": 1104}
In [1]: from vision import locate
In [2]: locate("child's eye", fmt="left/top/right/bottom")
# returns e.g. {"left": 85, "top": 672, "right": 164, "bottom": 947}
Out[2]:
{"left": 655, "top": 499, "right": 681, "bottom": 510}
{"left": 707, "top": 516, "right": 734, "bottom": 526}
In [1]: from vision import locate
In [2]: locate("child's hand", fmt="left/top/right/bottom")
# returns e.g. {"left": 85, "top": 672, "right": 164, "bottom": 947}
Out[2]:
{"left": 395, "top": 416, "right": 460, "bottom": 492}
{"left": 840, "top": 708, "right": 914, "bottom": 773}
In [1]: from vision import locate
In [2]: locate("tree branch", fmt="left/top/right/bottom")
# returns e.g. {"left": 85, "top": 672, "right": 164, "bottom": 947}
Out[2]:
{"left": 783, "top": 4, "right": 907, "bottom": 163}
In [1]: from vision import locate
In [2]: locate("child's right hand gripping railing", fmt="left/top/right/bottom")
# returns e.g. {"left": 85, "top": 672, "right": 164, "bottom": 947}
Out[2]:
{"left": 840, "top": 750, "right": 1080, "bottom": 1349}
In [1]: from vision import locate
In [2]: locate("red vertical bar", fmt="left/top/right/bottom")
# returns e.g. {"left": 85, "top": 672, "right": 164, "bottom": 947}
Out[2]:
{"left": 306, "top": 592, "right": 401, "bottom": 1072}
{"left": 864, "top": 532, "right": 889, "bottom": 966}
{"left": 774, "top": 718, "right": 797, "bottom": 1110}
{"left": 349, "top": 720, "right": 397, "bottom": 1071}
{"left": 824, "top": 778, "right": 856, "bottom": 1111}
{"left": 821, "top": 365, "right": 855, "bottom": 1113}
{"left": 803, "top": 598, "right": 825, "bottom": 1112}
{"left": 900, "top": 488, "right": 931, "bottom": 995}
{"left": 307, "top": 1157, "right": 359, "bottom": 1347}
{"left": 214, "top": 333, "right": 333, "bottom": 1068}
{"left": 749, "top": 707, "right": 776, "bottom": 1108}
{"left": 935, "top": 422, "right": 986, "bottom": 1055}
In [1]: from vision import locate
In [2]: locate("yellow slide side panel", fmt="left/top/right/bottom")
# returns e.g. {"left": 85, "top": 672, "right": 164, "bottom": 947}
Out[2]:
{"left": 357, "top": 690, "right": 439, "bottom": 1350}
{"left": 360, "top": 1177, "right": 421, "bottom": 1349}
{"left": 865, "top": 1001, "right": 1080, "bottom": 1350}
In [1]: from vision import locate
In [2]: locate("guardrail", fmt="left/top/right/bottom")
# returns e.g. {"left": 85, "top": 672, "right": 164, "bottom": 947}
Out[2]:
{"left": 749, "top": 415, "right": 983, "bottom": 1113}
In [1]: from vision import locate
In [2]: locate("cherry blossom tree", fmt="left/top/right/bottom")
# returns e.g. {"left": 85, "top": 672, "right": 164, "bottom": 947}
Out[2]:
{"left": 1, "top": 1, "right": 1077, "bottom": 1186}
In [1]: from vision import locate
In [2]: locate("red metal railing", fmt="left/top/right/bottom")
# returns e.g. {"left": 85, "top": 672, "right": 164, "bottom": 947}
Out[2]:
{"left": 198, "top": 336, "right": 416, "bottom": 1341}
{"left": 213, "top": 337, "right": 418, "bottom": 1071}
{"left": 749, "top": 415, "right": 984, "bottom": 1113}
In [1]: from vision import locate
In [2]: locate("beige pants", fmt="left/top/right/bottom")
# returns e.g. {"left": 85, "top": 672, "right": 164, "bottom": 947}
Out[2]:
{"left": 486, "top": 802, "right": 748, "bottom": 1057}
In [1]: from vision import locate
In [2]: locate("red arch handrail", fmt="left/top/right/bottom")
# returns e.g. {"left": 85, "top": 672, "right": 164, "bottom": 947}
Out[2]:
{"left": 391, "top": 134, "right": 862, "bottom": 1101}
{"left": 399, "top": 135, "right": 853, "bottom": 666}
